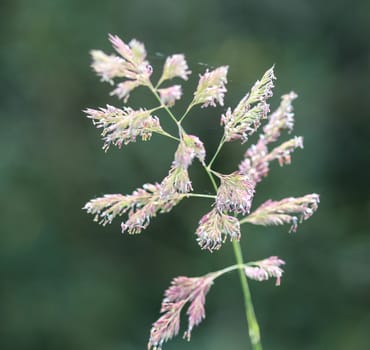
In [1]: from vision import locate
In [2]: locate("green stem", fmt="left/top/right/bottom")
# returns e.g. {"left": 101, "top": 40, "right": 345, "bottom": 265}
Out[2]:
{"left": 148, "top": 83, "right": 179, "bottom": 125}
{"left": 207, "top": 134, "right": 226, "bottom": 169}
{"left": 155, "top": 76, "right": 164, "bottom": 89}
{"left": 211, "top": 263, "right": 244, "bottom": 279}
{"left": 239, "top": 215, "right": 255, "bottom": 225}
{"left": 179, "top": 103, "right": 194, "bottom": 123}
{"left": 209, "top": 260, "right": 260, "bottom": 280}
{"left": 182, "top": 193, "right": 216, "bottom": 200}
{"left": 232, "top": 240, "right": 262, "bottom": 350}
{"left": 158, "top": 130, "right": 180, "bottom": 142}
{"left": 203, "top": 165, "right": 218, "bottom": 193}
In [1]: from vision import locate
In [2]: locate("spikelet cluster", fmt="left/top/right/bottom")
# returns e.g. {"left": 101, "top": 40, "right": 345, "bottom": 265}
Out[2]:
{"left": 84, "top": 105, "right": 164, "bottom": 151}
{"left": 263, "top": 92, "right": 297, "bottom": 143}
{"left": 239, "top": 92, "right": 303, "bottom": 185}
{"left": 192, "top": 66, "right": 229, "bottom": 108}
{"left": 155, "top": 54, "right": 191, "bottom": 107}
{"left": 158, "top": 85, "right": 183, "bottom": 107}
{"left": 91, "top": 35, "right": 152, "bottom": 102}
{"left": 244, "top": 194, "right": 320, "bottom": 232}
{"left": 84, "top": 183, "right": 182, "bottom": 234}
{"left": 159, "top": 54, "right": 191, "bottom": 83}
{"left": 216, "top": 172, "right": 255, "bottom": 215}
{"left": 195, "top": 209, "right": 241, "bottom": 252}
{"left": 161, "top": 133, "right": 206, "bottom": 197}
{"left": 244, "top": 256, "right": 286, "bottom": 286}
{"left": 221, "top": 66, "right": 275, "bottom": 143}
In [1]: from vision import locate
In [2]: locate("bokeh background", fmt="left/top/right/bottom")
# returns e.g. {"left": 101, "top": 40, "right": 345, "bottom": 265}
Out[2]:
{"left": 1, "top": 0, "right": 370, "bottom": 349}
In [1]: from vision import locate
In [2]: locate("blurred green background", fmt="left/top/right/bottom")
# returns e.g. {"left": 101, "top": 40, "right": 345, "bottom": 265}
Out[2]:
{"left": 1, "top": 0, "right": 369, "bottom": 349}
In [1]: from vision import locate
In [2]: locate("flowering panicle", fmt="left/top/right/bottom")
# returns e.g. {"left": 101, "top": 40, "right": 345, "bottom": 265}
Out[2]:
{"left": 158, "top": 85, "right": 183, "bottom": 107}
{"left": 243, "top": 194, "right": 320, "bottom": 232}
{"left": 85, "top": 36, "right": 320, "bottom": 350}
{"left": 158, "top": 54, "right": 191, "bottom": 83}
{"left": 84, "top": 105, "right": 164, "bottom": 151}
{"left": 148, "top": 275, "right": 214, "bottom": 350}
{"left": 84, "top": 183, "right": 183, "bottom": 234}
{"left": 263, "top": 91, "right": 297, "bottom": 143}
{"left": 221, "top": 66, "right": 276, "bottom": 143}
{"left": 216, "top": 172, "right": 255, "bottom": 215}
{"left": 161, "top": 133, "right": 205, "bottom": 197}
{"left": 192, "top": 66, "right": 228, "bottom": 108}
{"left": 244, "top": 256, "right": 285, "bottom": 286}
{"left": 195, "top": 209, "right": 241, "bottom": 252}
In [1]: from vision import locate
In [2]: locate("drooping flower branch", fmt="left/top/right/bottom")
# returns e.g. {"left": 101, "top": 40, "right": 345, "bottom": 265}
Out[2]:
{"left": 148, "top": 275, "right": 214, "bottom": 350}
{"left": 148, "top": 256, "right": 286, "bottom": 350}
{"left": 244, "top": 256, "right": 286, "bottom": 286}
{"left": 84, "top": 34, "right": 320, "bottom": 350}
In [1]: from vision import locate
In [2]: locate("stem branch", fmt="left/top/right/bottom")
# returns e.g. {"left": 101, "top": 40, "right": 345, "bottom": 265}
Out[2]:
{"left": 182, "top": 193, "right": 216, "bottom": 200}
{"left": 207, "top": 134, "right": 226, "bottom": 169}
{"left": 148, "top": 83, "right": 179, "bottom": 125}
{"left": 158, "top": 130, "right": 180, "bottom": 142}
{"left": 179, "top": 103, "right": 194, "bottom": 123}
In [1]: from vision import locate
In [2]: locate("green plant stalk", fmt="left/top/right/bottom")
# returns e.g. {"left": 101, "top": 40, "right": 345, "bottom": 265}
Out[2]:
{"left": 207, "top": 134, "right": 225, "bottom": 169}
{"left": 179, "top": 102, "right": 194, "bottom": 123}
{"left": 232, "top": 239, "right": 262, "bottom": 350}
